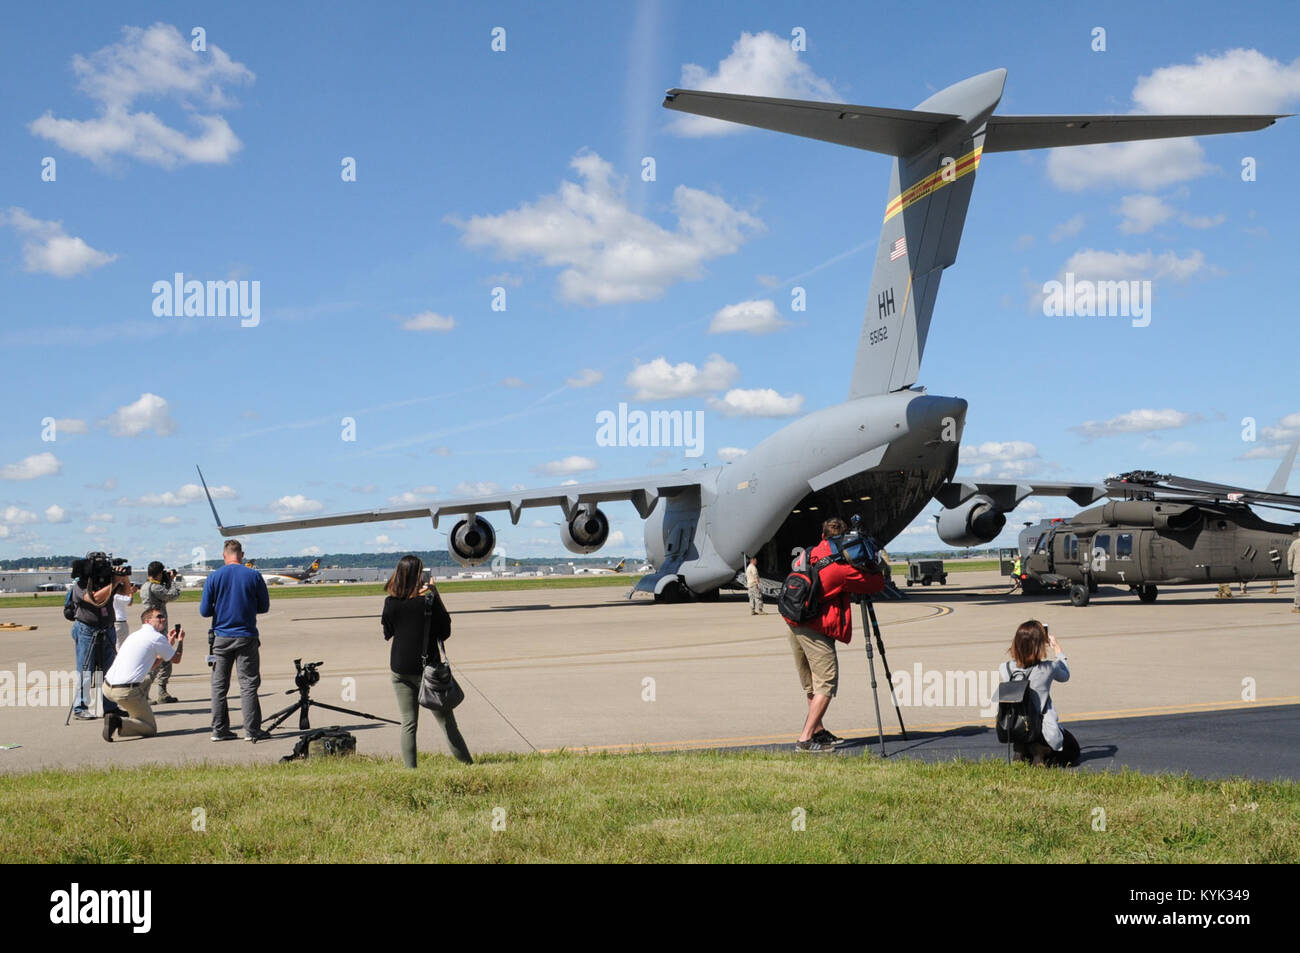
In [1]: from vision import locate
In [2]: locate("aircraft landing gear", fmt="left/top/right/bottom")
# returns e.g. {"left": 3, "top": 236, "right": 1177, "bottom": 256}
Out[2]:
{"left": 653, "top": 579, "right": 691, "bottom": 604}
{"left": 1069, "top": 583, "right": 1091, "bottom": 607}
{"left": 1137, "top": 584, "right": 1158, "bottom": 603}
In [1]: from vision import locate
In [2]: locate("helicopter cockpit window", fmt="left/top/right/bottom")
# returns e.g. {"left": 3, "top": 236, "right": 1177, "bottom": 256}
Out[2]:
{"left": 1094, "top": 534, "right": 1111, "bottom": 556}
{"left": 1116, "top": 533, "right": 1133, "bottom": 558}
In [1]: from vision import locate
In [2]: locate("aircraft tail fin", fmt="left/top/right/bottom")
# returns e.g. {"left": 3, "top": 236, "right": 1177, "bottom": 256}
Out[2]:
{"left": 1266, "top": 436, "right": 1300, "bottom": 494}
{"left": 663, "top": 71, "right": 1286, "bottom": 398}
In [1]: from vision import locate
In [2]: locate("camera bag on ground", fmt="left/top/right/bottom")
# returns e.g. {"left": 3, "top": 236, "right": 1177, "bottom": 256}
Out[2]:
{"left": 777, "top": 556, "right": 834, "bottom": 625}
{"left": 62, "top": 588, "right": 77, "bottom": 622}
{"left": 418, "top": 590, "right": 464, "bottom": 713}
{"left": 279, "top": 727, "right": 357, "bottom": 762}
{"left": 995, "top": 666, "right": 1043, "bottom": 760}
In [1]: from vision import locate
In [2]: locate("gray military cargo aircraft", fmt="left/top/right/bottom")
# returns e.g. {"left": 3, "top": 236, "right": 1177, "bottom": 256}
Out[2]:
{"left": 1021, "top": 469, "right": 1300, "bottom": 606}
{"left": 198, "top": 68, "right": 1287, "bottom": 602}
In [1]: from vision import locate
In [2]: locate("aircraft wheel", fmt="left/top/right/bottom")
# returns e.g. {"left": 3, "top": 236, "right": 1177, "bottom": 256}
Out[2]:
{"left": 653, "top": 581, "right": 689, "bottom": 604}
{"left": 1137, "top": 585, "right": 1158, "bottom": 603}
{"left": 940, "top": 575, "right": 948, "bottom": 584}
{"left": 1069, "top": 584, "right": 1090, "bottom": 607}
{"left": 921, "top": 577, "right": 931, "bottom": 586}
{"left": 697, "top": 587, "right": 720, "bottom": 602}
{"left": 906, "top": 579, "right": 913, "bottom": 587}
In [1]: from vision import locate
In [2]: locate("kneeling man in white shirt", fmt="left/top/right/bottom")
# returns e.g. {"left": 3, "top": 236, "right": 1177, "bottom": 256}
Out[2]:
{"left": 102, "top": 607, "right": 184, "bottom": 741}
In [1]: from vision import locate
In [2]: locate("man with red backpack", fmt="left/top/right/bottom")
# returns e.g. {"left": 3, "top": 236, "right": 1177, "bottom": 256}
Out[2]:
{"left": 782, "top": 517, "right": 885, "bottom": 752}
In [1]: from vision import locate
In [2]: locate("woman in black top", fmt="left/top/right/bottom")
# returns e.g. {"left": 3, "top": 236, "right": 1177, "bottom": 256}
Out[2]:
{"left": 381, "top": 555, "right": 472, "bottom": 766}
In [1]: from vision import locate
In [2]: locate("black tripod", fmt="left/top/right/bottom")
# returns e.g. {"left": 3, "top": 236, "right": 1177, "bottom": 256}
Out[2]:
{"left": 65, "top": 624, "right": 112, "bottom": 726}
{"left": 856, "top": 595, "right": 908, "bottom": 756}
{"left": 261, "top": 659, "right": 400, "bottom": 737}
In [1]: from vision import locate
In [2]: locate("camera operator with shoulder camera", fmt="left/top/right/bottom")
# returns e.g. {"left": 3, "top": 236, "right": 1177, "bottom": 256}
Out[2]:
{"left": 785, "top": 517, "right": 885, "bottom": 753}
{"left": 68, "top": 553, "right": 129, "bottom": 722}
{"left": 139, "top": 561, "right": 183, "bottom": 703}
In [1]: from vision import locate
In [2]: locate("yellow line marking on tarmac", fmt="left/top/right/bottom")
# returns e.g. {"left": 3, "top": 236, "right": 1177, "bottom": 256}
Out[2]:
{"left": 544, "top": 696, "right": 1300, "bottom": 754}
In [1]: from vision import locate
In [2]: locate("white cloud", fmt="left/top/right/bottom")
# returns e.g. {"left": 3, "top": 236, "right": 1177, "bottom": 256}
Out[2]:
{"left": 451, "top": 151, "right": 763, "bottom": 305}
{"left": 271, "top": 495, "right": 323, "bottom": 515}
{"left": 121, "top": 482, "right": 235, "bottom": 506}
{"left": 708, "top": 388, "right": 804, "bottom": 417}
{"left": 159, "top": 515, "right": 181, "bottom": 525}
{"left": 718, "top": 446, "right": 748, "bottom": 461}
{"left": 1049, "top": 215, "right": 1086, "bottom": 243}
{"left": 671, "top": 32, "right": 838, "bottom": 137}
{"left": 101, "top": 393, "right": 176, "bottom": 437}
{"left": 0, "top": 526, "right": 9, "bottom": 538}
{"left": 1072, "top": 408, "right": 1197, "bottom": 438}
{"left": 1048, "top": 138, "right": 1212, "bottom": 192}
{"left": 1132, "top": 49, "right": 1300, "bottom": 114}
{"left": 84, "top": 524, "right": 106, "bottom": 535}
{"left": 366, "top": 534, "right": 399, "bottom": 551}
{"left": 608, "top": 530, "right": 627, "bottom": 547}
{"left": 958, "top": 441, "right": 1043, "bottom": 479}
{"left": 708, "top": 298, "right": 788, "bottom": 334}
{"left": 1179, "top": 212, "right": 1226, "bottom": 229}
{"left": 86, "top": 477, "right": 117, "bottom": 491}
{"left": 1, "top": 452, "right": 61, "bottom": 480}
{"left": 53, "top": 417, "right": 89, "bottom": 434}
{"left": 29, "top": 22, "right": 254, "bottom": 168}
{"left": 300, "top": 545, "right": 322, "bottom": 556}
{"left": 533, "top": 456, "right": 598, "bottom": 476}
{"left": 386, "top": 485, "right": 439, "bottom": 505}
{"left": 560, "top": 479, "right": 579, "bottom": 486}
{"left": 1046, "top": 50, "right": 1300, "bottom": 193}
{"left": 1, "top": 208, "right": 117, "bottom": 277}
{"left": 88, "top": 511, "right": 113, "bottom": 522}
{"left": 1056, "top": 248, "right": 1207, "bottom": 285}
{"left": 500, "top": 377, "right": 527, "bottom": 389}
{"left": 566, "top": 368, "right": 603, "bottom": 388}
{"left": 402, "top": 311, "right": 455, "bottom": 332}
{"left": 529, "top": 519, "right": 550, "bottom": 529}
{"left": 4, "top": 506, "right": 40, "bottom": 524}
{"left": 626, "top": 354, "right": 738, "bottom": 399}
{"left": 454, "top": 481, "right": 501, "bottom": 498}
{"left": 1116, "top": 195, "right": 1176, "bottom": 234}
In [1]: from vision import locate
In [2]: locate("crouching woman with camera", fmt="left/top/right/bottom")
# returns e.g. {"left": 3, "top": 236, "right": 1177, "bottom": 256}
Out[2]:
{"left": 1000, "top": 620, "right": 1080, "bottom": 767}
{"left": 382, "top": 555, "right": 473, "bottom": 767}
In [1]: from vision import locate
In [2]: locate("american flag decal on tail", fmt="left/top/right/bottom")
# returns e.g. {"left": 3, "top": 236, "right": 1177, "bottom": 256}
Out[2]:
{"left": 889, "top": 236, "right": 907, "bottom": 261}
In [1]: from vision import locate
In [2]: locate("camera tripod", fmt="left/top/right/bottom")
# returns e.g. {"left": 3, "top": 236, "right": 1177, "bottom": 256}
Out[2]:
{"left": 856, "top": 594, "right": 908, "bottom": 757}
{"left": 261, "top": 659, "right": 400, "bottom": 737}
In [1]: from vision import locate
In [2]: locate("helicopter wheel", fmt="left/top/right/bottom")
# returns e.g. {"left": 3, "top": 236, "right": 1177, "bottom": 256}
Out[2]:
{"left": 1069, "top": 584, "right": 1091, "bottom": 607}
{"left": 1137, "top": 585, "right": 1158, "bottom": 603}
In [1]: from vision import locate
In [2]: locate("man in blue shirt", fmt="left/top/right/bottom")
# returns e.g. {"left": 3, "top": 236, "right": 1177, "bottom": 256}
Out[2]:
{"left": 201, "top": 539, "right": 270, "bottom": 741}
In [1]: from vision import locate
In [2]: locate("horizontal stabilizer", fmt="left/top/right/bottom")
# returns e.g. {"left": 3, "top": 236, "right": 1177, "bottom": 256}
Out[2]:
{"left": 664, "top": 89, "right": 959, "bottom": 157}
{"left": 984, "top": 113, "right": 1287, "bottom": 152}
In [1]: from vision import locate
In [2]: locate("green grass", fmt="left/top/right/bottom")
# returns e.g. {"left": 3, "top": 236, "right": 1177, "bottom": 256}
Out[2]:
{"left": 2, "top": 751, "right": 1294, "bottom": 863}
{"left": 0, "top": 574, "right": 637, "bottom": 609}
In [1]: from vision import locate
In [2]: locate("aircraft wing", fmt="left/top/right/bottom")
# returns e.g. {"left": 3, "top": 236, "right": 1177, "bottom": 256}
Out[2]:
{"left": 984, "top": 113, "right": 1289, "bottom": 152}
{"left": 935, "top": 480, "right": 1107, "bottom": 511}
{"left": 196, "top": 466, "right": 702, "bottom": 537}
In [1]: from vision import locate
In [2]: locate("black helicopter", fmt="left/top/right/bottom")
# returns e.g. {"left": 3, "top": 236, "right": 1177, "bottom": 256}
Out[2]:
{"left": 1019, "top": 468, "right": 1300, "bottom": 607}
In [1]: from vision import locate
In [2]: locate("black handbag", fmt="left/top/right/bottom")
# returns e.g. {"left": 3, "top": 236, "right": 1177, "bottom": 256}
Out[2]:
{"left": 418, "top": 591, "right": 464, "bottom": 712}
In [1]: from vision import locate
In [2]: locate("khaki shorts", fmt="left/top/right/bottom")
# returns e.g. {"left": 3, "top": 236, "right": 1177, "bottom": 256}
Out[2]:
{"left": 787, "top": 625, "right": 838, "bottom": 697}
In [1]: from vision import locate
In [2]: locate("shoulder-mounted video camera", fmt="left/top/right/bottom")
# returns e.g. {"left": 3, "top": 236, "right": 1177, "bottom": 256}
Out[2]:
{"left": 70, "top": 552, "right": 131, "bottom": 589}
{"left": 825, "top": 515, "right": 883, "bottom": 572}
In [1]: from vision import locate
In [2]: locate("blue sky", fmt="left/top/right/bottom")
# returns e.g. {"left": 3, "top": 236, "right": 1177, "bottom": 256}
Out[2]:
{"left": 2, "top": 1, "right": 1298, "bottom": 566}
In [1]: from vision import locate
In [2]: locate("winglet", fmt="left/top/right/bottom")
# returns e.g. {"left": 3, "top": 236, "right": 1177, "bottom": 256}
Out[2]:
{"left": 195, "top": 466, "right": 226, "bottom": 531}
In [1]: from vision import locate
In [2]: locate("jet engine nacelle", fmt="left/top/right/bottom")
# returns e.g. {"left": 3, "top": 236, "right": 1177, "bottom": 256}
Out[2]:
{"left": 561, "top": 506, "right": 610, "bottom": 554}
{"left": 449, "top": 516, "right": 496, "bottom": 566}
{"left": 936, "top": 495, "right": 1006, "bottom": 546}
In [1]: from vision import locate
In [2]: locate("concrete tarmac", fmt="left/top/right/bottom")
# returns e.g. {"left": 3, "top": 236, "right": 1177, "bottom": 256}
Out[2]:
{"left": 1, "top": 571, "right": 1296, "bottom": 777}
